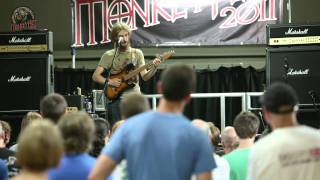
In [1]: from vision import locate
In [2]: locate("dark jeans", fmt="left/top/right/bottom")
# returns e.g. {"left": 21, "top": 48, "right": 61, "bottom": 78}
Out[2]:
{"left": 107, "top": 98, "right": 121, "bottom": 127}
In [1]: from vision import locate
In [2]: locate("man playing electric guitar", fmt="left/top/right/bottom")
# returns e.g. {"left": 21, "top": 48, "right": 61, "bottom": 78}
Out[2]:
{"left": 92, "top": 22, "right": 161, "bottom": 125}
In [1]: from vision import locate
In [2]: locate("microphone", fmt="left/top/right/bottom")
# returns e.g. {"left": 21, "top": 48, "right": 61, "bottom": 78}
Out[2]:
{"left": 117, "top": 37, "right": 123, "bottom": 45}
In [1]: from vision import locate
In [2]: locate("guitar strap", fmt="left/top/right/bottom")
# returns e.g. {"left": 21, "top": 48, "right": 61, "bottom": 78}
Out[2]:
{"left": 131, "top": 48, "right": 137, "bottom": 67}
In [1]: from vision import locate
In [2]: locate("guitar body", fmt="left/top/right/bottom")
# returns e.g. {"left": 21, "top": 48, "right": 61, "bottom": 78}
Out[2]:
{"left": 106, "top": 70, "right": 134, "bottom": 100}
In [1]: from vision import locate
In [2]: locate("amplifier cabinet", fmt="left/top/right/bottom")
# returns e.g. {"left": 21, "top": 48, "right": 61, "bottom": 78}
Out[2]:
{"left": 92, "top": 90, "right": 105, "bottom": 112}
{"left": 266, "top": 46, "right": 320, "bottom": 106}
{"left": 0, "top": 53, "right": 54, "bottom": 112}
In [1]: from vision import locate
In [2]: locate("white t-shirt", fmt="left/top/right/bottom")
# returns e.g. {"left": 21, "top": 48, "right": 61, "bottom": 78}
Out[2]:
{"left": 247, "top": 125, "right": 320, "bottom": 180}
{"left": 213, "top": 154, "right": 230, "bottom": 180}
{"left": 192, "top": 153, "right": 230, "bottom": 180}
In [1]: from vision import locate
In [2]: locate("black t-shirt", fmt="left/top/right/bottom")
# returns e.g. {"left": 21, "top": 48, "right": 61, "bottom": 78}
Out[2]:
{"left": 0, "top": 148, "right": 20, "bottom": 177}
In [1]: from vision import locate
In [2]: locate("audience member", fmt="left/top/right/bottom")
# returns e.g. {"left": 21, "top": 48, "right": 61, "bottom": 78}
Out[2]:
{"left": 0, "top": 122, "right": 19, "bottom": 177}
{"left": 40, "top": 93, "right": 68, "bottom": 123}
{"left": 12, "top": 120, "right": 63, "bottom": 180}
{"left": 49, "top": 112, "right": 111, "bottom": 180}
{"left": 192, "top": 119, "right": 230, "bottom": 180}
{"left": 221, "top": 126, "right": 239, "bottom": 154}
{"left": 207, "top": 122, "right": 219, "bottom": 145}
{"left": 89, "top": 117, "right": 111, "bottom": 158}
{"left": 247, "top": 82, "right": 320, "bottom": 180}
{"left": 111, "top": 93, "right": 150, "bottom": 180}
{"left": 110, "top": 120, "right": 125, "bottom": 138}
{"left": 120, "top": 91, "right": 150, "bottom": 119}
{"left": 90, "top": 64, "right": 216, "bottom": 180}
{"left": 10, "top": 112, "right": 42, "bottom": 152}
{"left": 207, "top": 122, "right": 224, "bottom": 155}
{"left": 223, "top": 112, "right": 260, "bottom": 180}
{"left": 0, "top": 159, "right": 8, "bottom": 180}
{"left": 0, "top": 121, "right": 11, "bottom": 147}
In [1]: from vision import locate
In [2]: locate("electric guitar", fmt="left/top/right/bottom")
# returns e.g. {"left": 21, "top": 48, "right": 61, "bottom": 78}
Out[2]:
{"left": 105, "top": 50, "right": 175, "bottom": 100}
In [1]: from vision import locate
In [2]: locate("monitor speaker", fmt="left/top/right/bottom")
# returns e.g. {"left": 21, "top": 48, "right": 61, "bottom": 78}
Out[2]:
{"left": 266, "top": 46, "right": 320, "bottom": 106}
{"left": 0, "top": 53, "right": 54, "bottom": 112}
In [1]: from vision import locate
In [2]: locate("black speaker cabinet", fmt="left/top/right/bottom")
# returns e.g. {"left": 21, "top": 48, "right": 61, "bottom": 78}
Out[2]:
{"left": 266, "top": 46, "right": 320, "bottom": 106}
{"left": 297, "top": 108, "right": 320, "bottom": 129}
{"left": 0, "top": 53, "right": 54, "bottom": 112}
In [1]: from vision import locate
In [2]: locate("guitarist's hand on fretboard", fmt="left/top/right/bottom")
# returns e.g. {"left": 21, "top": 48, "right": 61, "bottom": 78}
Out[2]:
{"left": 152, "top": 57, "right": 162, "bottom": 68}
{"left": 108, "top": 78, "right": 122, "bottom": 87}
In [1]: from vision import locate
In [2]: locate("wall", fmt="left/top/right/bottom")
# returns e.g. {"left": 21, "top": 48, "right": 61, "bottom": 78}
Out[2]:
{"left": 1, "top": 0, "right": 319, "bottom": 69}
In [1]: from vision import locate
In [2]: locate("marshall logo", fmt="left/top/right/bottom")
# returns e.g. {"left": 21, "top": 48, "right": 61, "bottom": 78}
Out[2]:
{"left": 11, "top": 7, "right": 38, "bottom": 32}
{"left": 287, "top": 68, "right": 309, "bottom": 76}
{"left": 285, "top": 28, "right": 309, "bottom": 35}
{"left": 9, "top": 36, "right": 32, "bottom": 43}
{"left": 8, "top": 75, "right": 32, "bottom": 82}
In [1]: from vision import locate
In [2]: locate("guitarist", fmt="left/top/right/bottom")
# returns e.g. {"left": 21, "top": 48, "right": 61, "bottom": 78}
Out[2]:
{"left": 92, "top": 22, "right": 161, "bottom": 125}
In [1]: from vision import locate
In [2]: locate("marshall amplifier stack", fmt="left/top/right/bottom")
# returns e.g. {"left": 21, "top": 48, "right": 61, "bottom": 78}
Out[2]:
{"left": 266, "top": 23, "right": 320, "bottom": 128}
{"left": 0, "top": 30, "right": 54, "bottom": 112}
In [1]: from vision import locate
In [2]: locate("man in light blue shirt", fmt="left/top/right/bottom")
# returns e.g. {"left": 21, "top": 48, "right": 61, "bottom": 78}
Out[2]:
{"left": 90, "top": 64, "right": 216, "bottom": 180}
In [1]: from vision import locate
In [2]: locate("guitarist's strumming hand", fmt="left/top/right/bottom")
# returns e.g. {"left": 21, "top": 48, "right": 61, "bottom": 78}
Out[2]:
{"left": 108, "top": 78, "right": 122, "bottom": 87}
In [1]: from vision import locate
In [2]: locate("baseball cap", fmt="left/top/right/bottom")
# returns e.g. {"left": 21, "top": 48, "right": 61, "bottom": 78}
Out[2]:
{"left": 260, "top": 82, "right": 299, "bottom": 114}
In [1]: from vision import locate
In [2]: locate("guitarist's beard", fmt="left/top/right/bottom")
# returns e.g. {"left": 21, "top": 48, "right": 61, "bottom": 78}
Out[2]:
{"left": 119, "top": 41, "right": 130, "bottom": 52}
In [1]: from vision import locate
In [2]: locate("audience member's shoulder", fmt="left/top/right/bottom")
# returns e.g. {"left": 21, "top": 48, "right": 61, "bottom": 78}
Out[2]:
{"left": 298, "top": 125, "right": 320, "bottom": 138}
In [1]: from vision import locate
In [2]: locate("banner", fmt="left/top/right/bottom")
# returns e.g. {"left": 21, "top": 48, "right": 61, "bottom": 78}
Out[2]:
{"left": 73, "top": 0, "right": 283, "bottom": 47}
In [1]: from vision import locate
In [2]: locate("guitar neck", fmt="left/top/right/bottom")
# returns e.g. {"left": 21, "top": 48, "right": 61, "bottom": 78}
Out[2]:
{"left": 123, "top": 61, "right": 153, "bottom": 80}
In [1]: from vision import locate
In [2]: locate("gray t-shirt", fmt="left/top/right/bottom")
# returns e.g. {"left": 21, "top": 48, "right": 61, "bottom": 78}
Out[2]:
{"left": 98, "top": 47, "right": 144, "bottom": 93}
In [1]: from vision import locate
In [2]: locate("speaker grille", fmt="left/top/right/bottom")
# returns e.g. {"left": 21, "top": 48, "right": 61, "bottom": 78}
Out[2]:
{"left": 267, "top": 46, "right": 320, "bottom": 106}
{"left": 0, "top": 54, "right": 53, "bottom": 112}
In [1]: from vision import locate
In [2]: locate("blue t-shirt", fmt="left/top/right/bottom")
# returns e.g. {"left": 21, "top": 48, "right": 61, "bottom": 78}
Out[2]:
{"left": 103, "top": 111, "right": 216, "bottom": 180}
{"left": 0, "top": 159, "right": 8, "bottom": 180}
{"left": 49, "top": 153, "right": 111, "bottom": 180}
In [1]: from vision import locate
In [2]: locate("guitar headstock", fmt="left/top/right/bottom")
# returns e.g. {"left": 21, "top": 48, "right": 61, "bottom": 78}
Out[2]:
{"left": 158, "top": 50, "right": 175, "bottom": 61}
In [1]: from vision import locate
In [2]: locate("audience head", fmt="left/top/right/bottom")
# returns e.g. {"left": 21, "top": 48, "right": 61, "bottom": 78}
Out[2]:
{"left": 58, "top": 111, "right": 95, "bottom": 154}
{"left": 111, "top": 120, "right": 125, "bottom": 138}
{"left": 221, "top": 126, "right": 239, "bottom": 154}
{"left": 120, "top": 92, "right": 150, "bottom": 119}
{"left": 0, "top": 123, "right": 4, "bottom": 147}
{"left": 16, "top": 120, "right": 63, "bottom": 172}
{"left": 260, "top": 82, "right": 299, "bottom": 129}
{"left": 21, "top": 112, "right": 42, "bottom": 131}
{"left": 207, "top": 122, "right": 221, "bottom": 148}
{"left": 233, "top": 112, "right": 260, "bottom": 139}
{"left": 40, "top": 93, "right": 68, "bottom": 123}
{"left": 0, "top": 121, "right": 11, "bottom": 146}
{"left": 158, "top": 64, "right": 196, "bottom": 102}
{"left": 192, "top": 119, "right": 212, "bottom": 138}
{"left": 90, "top": 117, "right": 111, "bottom": 157}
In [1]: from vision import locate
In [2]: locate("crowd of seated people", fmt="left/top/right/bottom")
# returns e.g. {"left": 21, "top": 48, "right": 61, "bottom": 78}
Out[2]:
{"left": 1, "top": 65, "right": 320, "bottom": 180}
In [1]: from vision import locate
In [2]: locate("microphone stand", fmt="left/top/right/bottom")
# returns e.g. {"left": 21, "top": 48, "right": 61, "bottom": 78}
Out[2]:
{"left": 103, "top": 42, "right": 120, "bottom": 122}
{"left": 70, "top": 0, "right": 76, "bottom": 69}
{"left": 308, "top": 91, "right": 320, "bottom": 123}
{"left": 282, "top": 60, "right": 289, "bottom": 83}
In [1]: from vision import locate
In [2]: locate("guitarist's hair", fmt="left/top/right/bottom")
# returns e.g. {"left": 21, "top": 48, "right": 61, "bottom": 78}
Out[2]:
{"left": 160, "top": 64, "right": 196, "bottom": 101}
{"left": 110, "top": 22, "right": 131, "bottom": 44}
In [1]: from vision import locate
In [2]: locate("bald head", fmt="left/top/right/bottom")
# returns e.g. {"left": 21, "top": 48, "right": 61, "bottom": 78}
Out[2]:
{"left": 221, "top": 126, "right": 239, "bottom": 154}
{"left": 192, "top": 119, "right": 212, "bottom": 137}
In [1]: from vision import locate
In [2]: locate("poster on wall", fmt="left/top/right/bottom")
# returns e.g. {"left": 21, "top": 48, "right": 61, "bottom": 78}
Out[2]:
{"left": 73, "top": 0, "right": 283, "bottom": 47}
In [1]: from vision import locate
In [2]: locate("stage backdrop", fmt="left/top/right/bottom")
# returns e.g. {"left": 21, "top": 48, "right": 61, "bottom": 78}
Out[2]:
{"left": 73, "top": 0, "right": 283, "bottom": 47}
